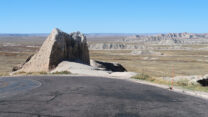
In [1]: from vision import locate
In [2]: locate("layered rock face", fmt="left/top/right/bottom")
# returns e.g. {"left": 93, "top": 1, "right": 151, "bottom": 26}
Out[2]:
{"left": 126, "top": 32, "right": 208, "bottom": 42}
{"left": 17, "top": 28, "right": 90, "bottom": 72}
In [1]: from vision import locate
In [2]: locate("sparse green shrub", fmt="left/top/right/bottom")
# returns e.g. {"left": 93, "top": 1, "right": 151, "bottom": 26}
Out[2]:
{"left": 27, "top": 72, "right": 33, "bottom": 75}
{"left": 13, "top": 71, "right": 48, "bottom": 76}
{"left": 13, "top": 71, "right": 26, "bottom": 75}
{"left": 0, "top": 72, "right": 9, "bottom": 76}
{"left": 132, "top": 73, "right": 208, "bottom": 92}
{"left": 132, "top": 73, "right": 153, "bottom": 81}
{"left": 52, "top": 71, "right": 71, "bottom": 74}
{"left": 39, "top": 72, "right": 48, "bottom": 75}
{"left": 27, "top": 72, "right": 48, "bottom": 75}
{"left": 176, "top": 79, "right": 189, "bottom": 87}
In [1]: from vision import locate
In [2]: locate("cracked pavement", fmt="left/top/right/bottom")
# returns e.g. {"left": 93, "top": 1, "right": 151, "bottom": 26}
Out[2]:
{"left": 0, "top": 76, "right": 207, "bottom": 117}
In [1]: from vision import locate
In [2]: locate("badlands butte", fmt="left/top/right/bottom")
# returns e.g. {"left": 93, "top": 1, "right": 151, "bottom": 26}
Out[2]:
{"left": 1, "top": 29, "right": 208, "bottom": 87}
{"left": 11, "top": 28, "right": 130, "bottom": 78}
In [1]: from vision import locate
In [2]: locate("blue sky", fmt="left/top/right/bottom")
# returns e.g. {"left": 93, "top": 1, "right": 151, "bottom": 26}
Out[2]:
{"left": 0, "top": 0, "right": 208, "bottom": 33}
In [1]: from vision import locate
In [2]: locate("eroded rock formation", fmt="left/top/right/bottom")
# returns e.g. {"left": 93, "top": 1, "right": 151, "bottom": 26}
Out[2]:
{"left": 16, "top": 28, "right": 90, "bottom": 72}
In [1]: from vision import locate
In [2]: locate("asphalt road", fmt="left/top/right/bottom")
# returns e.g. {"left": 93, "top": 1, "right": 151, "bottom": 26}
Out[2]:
{"left": 0, "top": 78, "right": 40, "bottom": 98}
{"left": 0, "top": 76, "right": 207, "bottom": 117}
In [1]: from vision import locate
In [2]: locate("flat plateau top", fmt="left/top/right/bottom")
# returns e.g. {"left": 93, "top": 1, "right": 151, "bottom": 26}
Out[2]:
{"left": 0, "top": 76, "right": 207, "bottom": 117}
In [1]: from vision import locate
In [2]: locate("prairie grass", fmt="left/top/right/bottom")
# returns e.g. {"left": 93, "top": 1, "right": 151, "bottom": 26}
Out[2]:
{"left": 0, "top": 72, "right": 9, "bottom": 76}
{"left": 1, "top": 44, "right": 208, "bottom": 80}
{"left": 13, "top": 71, "right": 48, "bottom": 76}
{"left": 90, "top": 49, "right": 208, "bottom": 77}
{"left": 52, "top": 71, "right": 71, "bottom": 74}
{"left": 132, "top": 74, "right": 208, "bottom": 92}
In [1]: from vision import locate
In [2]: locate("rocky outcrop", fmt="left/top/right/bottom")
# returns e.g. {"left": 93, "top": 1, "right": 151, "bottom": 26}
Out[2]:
{"left": 197, "top": 74, "right": 208, "bottom": 86}
{"left": 16, "top": 28, "right": 90, "bottom": 73}
{"left": 11, "top": 28, "right": 131, "bottom": 77}
{"left": 90, "top": 60, "right": 126, "bottom": 72}
{"left": 197, "top": 79, "right": 208, "bottom": 86}
{"left": 88, "top": 42, "right": 194, "bottom": 50}
{"left": 51, "top": 61, "right": 135, "bottom": 78}
{"left": 88, "top": 32, "right": 208, "bottom": 50}
{"left": 125, "top": 33, "right": 208, "bottom": 42}
{"left": 12, "top": 64, "right": 23, "bottom": 72}
{"left": 12, "top": 54, "right": 34, "bottom": 71}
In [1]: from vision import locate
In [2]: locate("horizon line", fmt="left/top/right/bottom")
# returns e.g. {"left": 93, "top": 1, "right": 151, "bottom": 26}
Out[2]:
{"left": 0, "top": 32, "right": 208, "bottom": 35}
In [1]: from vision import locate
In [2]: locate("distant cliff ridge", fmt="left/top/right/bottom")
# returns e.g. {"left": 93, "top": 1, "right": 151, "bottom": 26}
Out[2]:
{"left": 88, "top": 33, "right": 208, "bottom": 50}
{"left": 1, "top": 32, "right": 208, "bottom": 50}
{"left": 124, "top": 32, "right": 208, "bottom": 42}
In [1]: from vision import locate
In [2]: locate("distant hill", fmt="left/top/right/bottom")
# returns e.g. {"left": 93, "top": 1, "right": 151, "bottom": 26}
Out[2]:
{"left": 0, "top": 34, "right": 48, "bottom": 37}
{"left": 125, "top": 32, "right": 208, "bottom": 41}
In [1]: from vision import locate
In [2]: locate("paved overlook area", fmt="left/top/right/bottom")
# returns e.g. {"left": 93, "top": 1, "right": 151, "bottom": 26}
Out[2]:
{"left": 0, "top": 76, "right": 208, "bottom": 117}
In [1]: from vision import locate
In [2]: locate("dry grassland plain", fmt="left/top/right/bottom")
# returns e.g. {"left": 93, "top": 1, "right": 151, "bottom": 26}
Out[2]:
{"left": 1, "top": 37, "right": 208, "bottom": 79}
{"left": 90, "top": 46, "right": 208, "bottom": 77}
